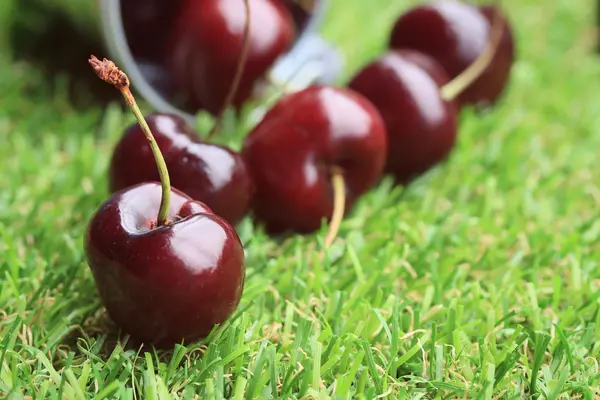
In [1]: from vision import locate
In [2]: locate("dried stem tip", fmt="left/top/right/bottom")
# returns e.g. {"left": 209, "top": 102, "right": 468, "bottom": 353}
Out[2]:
{"left": 88, "top": 54, "right": 171, "bottom": 227}
{"left": 88, "top": 55, "right": 130, "bottom": 89}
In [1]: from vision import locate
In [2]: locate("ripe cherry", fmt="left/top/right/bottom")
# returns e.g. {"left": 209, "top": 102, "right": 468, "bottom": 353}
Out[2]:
{"left": 120, "top": 0, "right": 183, "bottom": 63}
{"left": 242, "top": 85, "right": 387, "bottom": 241}
{"left": 349, "top": 5, "right": 505, "bottom": 183}
{"left": 109, "top": 113, "right": 253, "bottom": 226}
{"left": 281, "top": 0, "right": 312, "bottom": 30}
{"left": 86, "top": 183, "right": 245, "bottom": 347}
{"left": 86, "top": 56, "right": 245, "bottom": 348}
{"left": 349, "top": 50, "right": 458, "bottom": 184}
{"left": 389, "top": 1, "right": 515, "bottom": 107}
{"left": 168, "top": 0, "right": 296, "bottom": 115}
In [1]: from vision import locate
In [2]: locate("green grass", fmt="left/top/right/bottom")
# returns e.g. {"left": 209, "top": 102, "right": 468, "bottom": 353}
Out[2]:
{"left": 1, "top": 0, "right": 600, "bottom": 398}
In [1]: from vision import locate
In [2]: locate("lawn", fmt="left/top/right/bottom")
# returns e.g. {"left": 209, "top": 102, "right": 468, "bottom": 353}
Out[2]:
{"left": 1, "top": 0, "right": 600, "bottom": 398}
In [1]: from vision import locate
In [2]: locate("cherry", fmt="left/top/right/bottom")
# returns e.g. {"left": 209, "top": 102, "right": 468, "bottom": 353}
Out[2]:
{"left": 349, "top": 6, "right": 505, "bottom": 184}
{"left": 120, "top": 0, "right": 183, "bottom": 63}
{"left": 168, "top": 0, "right": 296, "bottom": 115}
{"left": 85, "top": 183, "right": 244, "bottom": 347}
{"left": 86, "top": 56, "right": 245, "bottom": 347}
{"left": 389, "top": 1, "right": 515, "bottom": 107}
{"left": 281, "top": 0, "right": 312, "bottom": 30}
{"left": 348, "top": 50, "right": 458, "bottom": 184}
{"left": 109, "top": 113, "right": 253, "bottom": 226}
{"left": 242, "top": 85, "right": 387, "bottom": 240}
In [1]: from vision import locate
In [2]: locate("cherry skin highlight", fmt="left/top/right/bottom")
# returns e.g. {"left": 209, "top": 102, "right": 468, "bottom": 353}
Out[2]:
{"left": 109, "top": 113, "right": 253, "bottom": 226}
{"left": 389, "top": 1, "right": 515, "bottom": 107}
{"left": 242, "top": 85, "right": 388, "bottom": 234}
{"left": 85, "top": 182, "right": 245, "bottom": 348}
{"left": 169, "top": 0, "right": 296, "bottom": 114}
{"left": 348, "top": 49, "right": 458, "bottom": 184}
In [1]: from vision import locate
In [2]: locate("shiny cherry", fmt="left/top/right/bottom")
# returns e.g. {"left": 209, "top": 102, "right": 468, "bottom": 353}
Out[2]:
{"left": 168, "top": 0, "right": 296, "bottom": 114}
{"left": 109, "top": 113, "right": 253, "bottom": 226}
{"left": 348, "top": 49, "right": 458, "bottom": 184}
{"left": 389, "top": 1, "right": 515, "bottom": 107}
{"left": 242, "top": 85, "right": 387, "bottom": 234}
{"left": 85, "top": 182, "right": 245, "bottom": 347}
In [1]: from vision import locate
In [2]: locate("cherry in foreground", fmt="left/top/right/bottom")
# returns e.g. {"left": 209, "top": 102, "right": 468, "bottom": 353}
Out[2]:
{"left": 109, "top": 113, "right": 253, "bottom": 226}
{"left": 389, "top": 1, "right": 515, "bottom": 107}
{"left": 169, "top": 0, "right": 296, "bottom": 114}
{"left": 242, "top": 85, "right": 387, "bottom": 239}
{"left": 85, "top": 183, "right": 245, "bottom": 347}
{"left": 86, "top": 55, "right": 245, "bottom": 347}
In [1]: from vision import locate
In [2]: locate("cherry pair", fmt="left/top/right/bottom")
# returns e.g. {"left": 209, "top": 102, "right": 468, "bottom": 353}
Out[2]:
{"left": 349, "top": 1, "right": 515, "bottom": 185}
{"left": 82, "top": 0, "right": 294, "bottom": 348}
{"left": 85, "top": 57, "right": 247, "bottom": 349}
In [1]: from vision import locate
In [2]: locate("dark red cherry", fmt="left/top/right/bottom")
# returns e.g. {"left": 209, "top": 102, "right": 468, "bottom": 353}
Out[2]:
{"left": 389, "top": 1, "right": 515, "bottom": 107}
{"left": 120, "top": 0, "right": 184, "bottom": 62}
{"left": 348, "top": 49, "right": 458, "bottom": 184}
{"left": 109, "top": 113, "right": 253, "bottom": 225}
{"left": 169, "top": 0, "right": 296, "bottom": 114}
{"left": 242, "top": 85, "right": 387, "bottom": 234}
{"left": 281, "top": 0, "right": 312, "bottom": 30}
{"left": 85, "top": 182, "right": 245, "bottom": 347}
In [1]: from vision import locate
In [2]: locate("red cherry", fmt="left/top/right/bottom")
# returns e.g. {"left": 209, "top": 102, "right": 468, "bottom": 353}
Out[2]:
{"left": 242, "top": 85, "right": 387, "bottom": 235}
{"left": 389, "top": 1, "right": 515, "bottom": 107}
{"left": 281, "top": 0, "right": 311, "bottom": 30}
{"left": 85, "top": 182, "right": 245, "bottom": 347}
{"left": 168, "top": 0, "right": 296, "bottom": 114}
{"left": 120, "top": 0, "right": 183, "bottom": 62}
{"left": 348, "top": 50, "right": 458, "bottom": 184}
{"left": 109, "top": 113, "right": 253, "bottom": 226}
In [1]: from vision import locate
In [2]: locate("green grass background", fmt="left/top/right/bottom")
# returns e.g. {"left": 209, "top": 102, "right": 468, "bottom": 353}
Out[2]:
{"left": 1, "top": 0, "right": 600, "bottom": 398}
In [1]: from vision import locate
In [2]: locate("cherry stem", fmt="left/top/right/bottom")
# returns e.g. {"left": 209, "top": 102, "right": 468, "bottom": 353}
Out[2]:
{"left": 440, "top": 0, "right": 504, "bottom": 102}
{"left": 324, "top": 167, "right": 346, "bottom": 248}
{"left": 207, "top": 0, "right": 252, "bottom": 140}
{"left": 88, "top": 55, "right": 171, "bottom": 227}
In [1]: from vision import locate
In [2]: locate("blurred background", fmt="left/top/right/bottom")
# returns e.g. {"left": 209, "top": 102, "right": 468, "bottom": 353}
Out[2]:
{"left": 0, "top": 0, "right": 411, "bottom": 113}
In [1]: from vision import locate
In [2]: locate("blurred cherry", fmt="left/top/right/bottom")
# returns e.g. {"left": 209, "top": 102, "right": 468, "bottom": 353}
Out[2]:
{"left": 389, "top": 1, "right": 515, "bottom": 107}
{"left": 168, "top": 0, "right": 296, "bottom": 114}
{"left": 120, "top": 0, "right": 183, "bottom": 62}
{"left": 349, "top": 50, "right": 458, "bottom": 184}
{"left": 350, "top": 5, "right": 506, "bottom": 183}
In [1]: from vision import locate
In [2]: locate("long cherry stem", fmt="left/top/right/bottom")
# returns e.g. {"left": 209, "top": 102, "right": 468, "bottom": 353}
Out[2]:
{"left": 440, "top": 0, "right": 504, "bottom": 101}
{"left": 207, "top": 0, "right": 252, "bottom": 140}
{"left": 89, "top": 55, "right": 171, "bottom": 226}
{"left": 324, "top": 167, "right": 346, "bottom": 248}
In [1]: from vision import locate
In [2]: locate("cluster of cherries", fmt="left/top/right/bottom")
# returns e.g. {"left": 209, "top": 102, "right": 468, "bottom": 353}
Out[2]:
{"left": 84, "top": 0, "right": 514, "bottom": 348}
{"left": 121, "top": 0, "right": 305, "bottom": 115}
